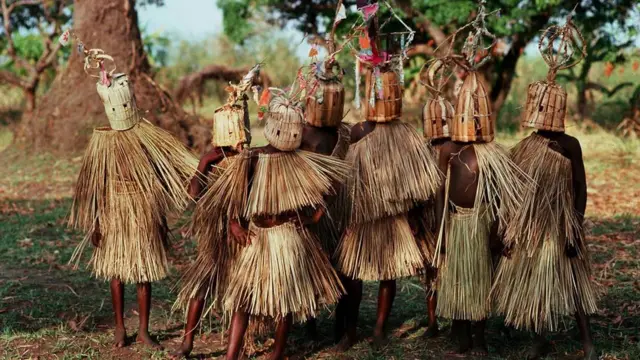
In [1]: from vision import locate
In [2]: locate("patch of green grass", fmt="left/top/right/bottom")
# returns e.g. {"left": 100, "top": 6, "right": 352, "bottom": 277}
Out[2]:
{"left": 591, "top": 214, "right": 640, "bottom": 236}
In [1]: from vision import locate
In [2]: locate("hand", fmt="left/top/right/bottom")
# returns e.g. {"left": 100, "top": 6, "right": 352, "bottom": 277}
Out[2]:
{"left": 91, "top": 230, "right": 102, "bottom": 247}
{"left": 502, "top": 245, "right": 512, "bottom": 259}
{"left": 566, "top": 244, "right": 578, "bottom": 258}
{"left": 230, "top": 222, "right": 251, "bottom": 246}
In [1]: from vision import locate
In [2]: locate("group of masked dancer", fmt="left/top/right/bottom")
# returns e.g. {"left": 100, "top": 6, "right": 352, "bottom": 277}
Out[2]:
{"left": 69, "top": 21, "right": 599, "bottom": 360}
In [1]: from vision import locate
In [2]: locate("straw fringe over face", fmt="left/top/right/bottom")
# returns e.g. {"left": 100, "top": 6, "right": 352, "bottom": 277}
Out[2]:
{"left": 69, "top": 121, "right": 197, "bottom": 283}
{"left": 245, "top": 150, "right": 350, "bottom": 218}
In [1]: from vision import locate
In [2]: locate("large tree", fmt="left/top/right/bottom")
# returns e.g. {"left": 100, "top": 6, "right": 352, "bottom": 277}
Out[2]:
{"left": 218, "top": 0, "right": 638, "bottom": 119}
{"left": 18, "top": 0, "right": 209, "bottom": 152}
{"left": 0, "top": 0, "right": 70, "bottom": 112}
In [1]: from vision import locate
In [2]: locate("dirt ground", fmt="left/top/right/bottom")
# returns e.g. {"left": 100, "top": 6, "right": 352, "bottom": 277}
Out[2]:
{"left": 0, "top": 127, "right": 639, "bottom": 360}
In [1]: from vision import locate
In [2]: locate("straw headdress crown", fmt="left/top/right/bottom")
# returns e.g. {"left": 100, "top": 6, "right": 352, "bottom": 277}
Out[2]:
{"left": 523, "top": 19, "right": 585, "bottom": 132}
{"left": 212, "top": 65, "right": 261, "bottom": 147}
{"left": 305, "top": 61, "right": 345, "bottom": 128}
{"left": 420, "top": 59, "right": 454, "bottom": 141}
{"left": 264, "top": 91, "right": 304, "bottom": 151}
{"left": 447, "top": 0, "right": 498, "bottom": 142}
{"left": 96, "top": 72, "right": 141, "bottom": 131}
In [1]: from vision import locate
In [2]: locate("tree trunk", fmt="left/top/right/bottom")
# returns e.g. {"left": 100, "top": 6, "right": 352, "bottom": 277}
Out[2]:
{"left": 576, "top": 58, "right": 592, "bottom": 121}
{"left": 24, "top": 87, "right": 36, "bottom": 113}
{"left": 19, "top": 0, "right": 209, "bottom": 152}
{"left": 576, "top": 80, "right": 588, "bottom": 121}
{"left": 488, "top": 35, "right": 527, "bottom": 122}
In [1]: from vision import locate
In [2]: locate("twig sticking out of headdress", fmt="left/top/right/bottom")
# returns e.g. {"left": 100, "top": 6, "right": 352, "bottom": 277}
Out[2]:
{"left": 440, "top": 0, "right": 500, "bottom": 72}
{"left": 58, "top": 29, "right": 116, "bottom": 86}
{"left": 538, "top": 17, "right": 586, "bottom": 82}
{"left": 225, "top": 63, "right": 262, "bottom": 106}
{"left": 419, "top": 58, "right": 457, "bottom": 97}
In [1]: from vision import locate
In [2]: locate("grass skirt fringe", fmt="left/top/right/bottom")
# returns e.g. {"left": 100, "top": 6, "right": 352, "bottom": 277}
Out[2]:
{"left": 173, "top": 154, "right": 250, "bottom": 318}
{"left": 246, "top": 151, "right": 350, "bottom": 218}
{"left": 346, "top": 121, "right": 441, "bottom": 223}
{"left": 470, "top": 142, "right": 534, "bottom": 237}
{"left": 335, "top": 215, "right": 425, "bottom": 281}
{"left": 492, "top": 237, "right": 598, "bottom": 333}
{"left": 224, "top": 222, "right": 344, "bottom": 323}
{"left": 491, "top": 133, "right": 598, "bottom": 333}
{"left": 504, "top": 133, "right": 583, "bottom": 251}
{"left": 68, "top": 121, "right": 199, "bottom": 283}
{"left": 436, "top": 205, "right": 492, "bottom": 321}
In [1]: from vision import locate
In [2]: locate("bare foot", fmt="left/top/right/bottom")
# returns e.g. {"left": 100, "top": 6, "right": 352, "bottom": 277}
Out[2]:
{"left": 470, "top": 345, "right": 488, "bottom": 357}
{"left": 136, "top": 331, "right": 163, "bottom": 350}
{"left": 267, "top": 351, "right": 286, "bottom": 360}
{"left": 169, "top": 342, "right": 193, "bottom": 359}
{"left": 423, "top": 323, "right": 440, "bottom": 338}
{"left": 335, "top": 334, "right": 357, "bottom": 352}
{"left": 526, "top": 339, "right": 550, "bottom": 360}
{"left": 371, "top": 331, "right": 389, "bottom": 350}
{"left": 114, "top": 327, "right": 127, "bottom": 348}
{"left": 445, "top": 339, "right": 471, "bottom": 358}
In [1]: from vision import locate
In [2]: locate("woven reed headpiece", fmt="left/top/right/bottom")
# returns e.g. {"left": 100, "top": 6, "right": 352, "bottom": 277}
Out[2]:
{"left": 523, "top": 19, "right": 585, "bottom": 131}
{"left": 420, "top": 59, "right": 454, "bottom": 140}
{"left": 305, "top": 61, "right": 345, "bottom": 128}
{"left": 264, "top": 93, "right": 304, "bottom": 151}
{"left": 95, "top": 73, "right": 141, "bottom": 131}
{"left": 211, "top": 66, "right": 261, "bottom": 147}
{"left": 444, "top": 0, "right": 498, "bottom": 142}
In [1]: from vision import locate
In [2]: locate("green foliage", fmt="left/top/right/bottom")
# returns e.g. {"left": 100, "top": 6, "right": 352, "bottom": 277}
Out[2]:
{"left": 141, "top": 25, "right": 171, "bottom": 67}
{"left": 218, "top": 0, "right": 254, "bottom": 44}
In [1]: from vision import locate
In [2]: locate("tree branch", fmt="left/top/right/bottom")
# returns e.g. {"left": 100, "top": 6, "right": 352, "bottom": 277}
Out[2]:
{"left": 0, "top": 69, "right": 29, "bottom": 88}
{"left": 393, "top": 0, "right": 447, "bottom": 45}
{"left": 1, "top": 0, "right": 42, "bottom": 73}
{"left": 586, "top": 81, "right": 633, "bottom": 97}
{"left": 407, "top": 43, "right": 435, "bottom": 57}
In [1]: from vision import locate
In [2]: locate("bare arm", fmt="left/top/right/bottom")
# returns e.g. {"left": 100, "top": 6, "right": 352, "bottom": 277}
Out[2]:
{"left": 568, "top": 138, "right": 587, "bottom": 257}
{"left": 189, "top": 148, "right": 224, "bottom": 200}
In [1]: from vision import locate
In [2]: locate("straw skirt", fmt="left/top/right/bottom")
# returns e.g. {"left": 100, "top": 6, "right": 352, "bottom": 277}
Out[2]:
{"left": 89, "top": 187, "right": 169, "bottom": 283}
{"left": 436, "top": 206, "right": 492, "bottom": 321}
{"left": 224, "top": 222, "right": 344, "bottom": 322}
{"left": 335, "top": 214, "right": 426, "bottom": 281}
{"left": 492, "top": 237, "right": 598, "bottom": 333}
{"left": 491, "top": 133, "right": 598, "bottom": 333}
{"left": 70, "top": 123, "right": 197, "bottom": 284}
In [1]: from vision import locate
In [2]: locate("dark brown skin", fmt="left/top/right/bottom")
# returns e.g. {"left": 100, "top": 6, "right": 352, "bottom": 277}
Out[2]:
{"left": 435, "top": 140, "right": 489, "bottom": 357}
{"left": 300, "top": 124, "right": 340, "bottom": 155}
{"left": 225, "top": 145, "right": 323, "bottom": 360}
{"left": 525, "top": 130, "right": 595, "bottom": 360}
{"left": 171, "top": 146, "right": 239, "bottom": 358}
{"left": 299, "top": 123, "right": 342, "bottom": 341}
{"left": 337, "top": 120, "right": 399, "bottom": 350}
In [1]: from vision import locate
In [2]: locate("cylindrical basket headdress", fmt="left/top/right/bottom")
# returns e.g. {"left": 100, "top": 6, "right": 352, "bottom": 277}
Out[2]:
{"left": 212, "top": 102, "right": 251, "bottom": 147}
{"left": 96, "top": 73, "right": 141, "bottom": 131}
{"left": 423, "top": 96, "right": 453, "bottom": 140}
{"left": 364, "top": 66, "right": 403, "bottom": 122}
{"left": 523, "top": 81, "right": 567, "bottom": 131}
{"left": 522, "top": 20, "right": 585, "bottom": 132}
{"left": 452, "top": 72, "right": 493, "bottom": 142}
{"left": 305, "top": 64, "right": 345, "bottom": 128}
{"left": 420, "top": 59, "right": 453, "bottom": 141}
{"left": 264, "top": 95, "right": 304, "bottom": 151}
